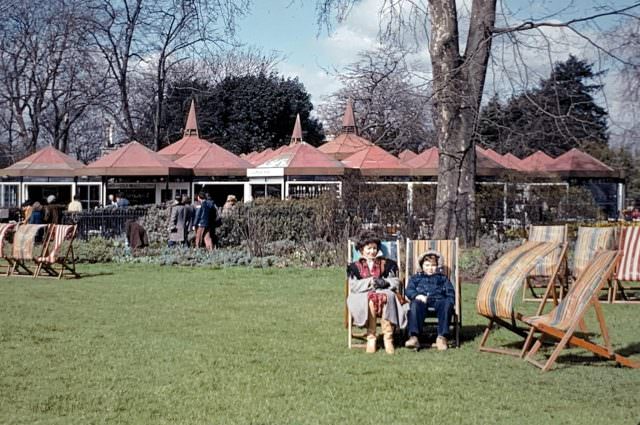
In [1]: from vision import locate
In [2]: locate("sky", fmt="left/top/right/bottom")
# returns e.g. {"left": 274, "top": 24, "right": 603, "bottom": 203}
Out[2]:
{"left": 236, "top": 0, "right": 640, "bottom": 147}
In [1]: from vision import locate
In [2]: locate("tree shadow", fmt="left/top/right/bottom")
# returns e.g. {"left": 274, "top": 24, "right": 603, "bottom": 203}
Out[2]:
{"left": 76, "top": 272, "right": 114, "bottom": 278}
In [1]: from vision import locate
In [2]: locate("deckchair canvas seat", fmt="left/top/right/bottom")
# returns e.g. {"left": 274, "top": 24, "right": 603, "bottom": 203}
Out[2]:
{"left": 8, "top": 224, "right": 49, "bottom": 276}
{"left": 523, "top": 225, "right": 568, "bottom": 302}
{"left": 34, "top": 224, "right": 79, "bottom": 279}
{"left": 611, "top": 226, "right": 640, "bottom": 303}
{"left": 522, "top": 250, "right": 639, "bottom": 371}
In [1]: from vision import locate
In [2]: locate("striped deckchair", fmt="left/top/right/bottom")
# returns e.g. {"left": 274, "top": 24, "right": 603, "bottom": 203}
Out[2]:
{"left": 34, "top": 224, "right": 79, "bottom": 279}
{"left": 477, "top": 240, "right": 565, "bottom": 356}
{"left": 611, "top": 226, "right": 640, "bottom": 303}
{"left": 405, "top": 239, "right": 461, "bottom": 347}
{"left": 8, "top": 224, "right": 49, "bottom": 276}
{"left": 523, "top": 225, "right": 568, "bottom": 302}
{"left": 346, "top": 239, "right": 402, "bottom": 349}
{"left": 522, "top": 250, "right": 639, "bottom": 372}
{"left": 0, "top": 222, "right": 17, "bottom": 275}
{"left": 572, "top": 226, "right": 617, "bottom": 301}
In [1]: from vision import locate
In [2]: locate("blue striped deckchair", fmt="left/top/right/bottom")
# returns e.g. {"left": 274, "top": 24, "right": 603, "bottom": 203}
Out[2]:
{"left": 523, "top": 225, "right": 568, "bottom": 302}
{"left": 405, "top": 239, "right": 460, "bottom": 347}
{"left": 476, "top": 240, "right": 565, "bottom": 356}
{"left": 522, "top": 250, "right": 639, "bottom": 372}
{"left": 345, "top": 239, "right": 402, "bottom": 349}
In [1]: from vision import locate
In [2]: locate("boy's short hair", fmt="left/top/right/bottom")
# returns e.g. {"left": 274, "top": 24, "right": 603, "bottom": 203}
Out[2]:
{"left": 355, "top": 230, "right": 381, "bottom": 253}
{"left": 418, "top": 251, "right": 442, "bottom": 269}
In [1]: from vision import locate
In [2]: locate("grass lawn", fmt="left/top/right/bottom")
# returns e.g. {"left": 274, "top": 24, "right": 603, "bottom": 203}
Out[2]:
{"left": 0, "top": 264, "right": 638, "bottom": 425}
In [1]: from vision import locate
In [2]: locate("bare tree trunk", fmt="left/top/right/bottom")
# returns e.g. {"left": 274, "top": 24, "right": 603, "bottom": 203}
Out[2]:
{"left": 429, "top": 0, "right": 495, "bottom": 244}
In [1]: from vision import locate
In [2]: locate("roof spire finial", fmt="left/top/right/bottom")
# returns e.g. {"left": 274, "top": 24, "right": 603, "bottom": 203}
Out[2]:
{"left": 184, "top": 99, "right": 199, "bottom": 137}
{"left": 341, "top": 98, "right": 357, "bottom": 134}
{"left": 290, "top": 113, "right": 303, "bottom": 144}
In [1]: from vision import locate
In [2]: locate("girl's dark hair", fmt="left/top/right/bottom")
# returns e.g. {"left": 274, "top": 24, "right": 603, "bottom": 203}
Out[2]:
{"left": 418, "top": 254, "right": 439, "bottom": 269}
{"left": 355, "top": 231, "right": 381, "bottom": 252}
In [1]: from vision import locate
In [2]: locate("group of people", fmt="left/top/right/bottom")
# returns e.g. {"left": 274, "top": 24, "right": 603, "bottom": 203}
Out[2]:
{"left": 21, "top": 195, "right": 65, "bottom": 224}
{"left": 167, "top": 193, "right": 238, "bottom": 250}
{"left": 105, "top": 193, "right": 130, "bottom": 208}
{"left": 347, "top": 231, "right": 455, "bottom": 354}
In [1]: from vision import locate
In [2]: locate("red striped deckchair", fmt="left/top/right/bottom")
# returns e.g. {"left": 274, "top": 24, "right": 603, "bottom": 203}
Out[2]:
{"left": 8, "top": 224, "right": 49, "bottom": 276}
{"left": 477, "top": 240, "right": 564, "bottom": 356}
{"left": 0, "top": 222, "right": 17, "bottom": 275}
{"left": 34, "top": 224, "right": 79, "bottom": 279}
{"left": 521, "top": 250, "right": 639, "bottom": 372}
{"left": 405, "top": 239, "right": 461, "bottom": 347}
{"left": 611, "top": 226, "right": 640, "bottom": 303}
{"left": 523, "top": 225, "right": 568, "bottom": 302}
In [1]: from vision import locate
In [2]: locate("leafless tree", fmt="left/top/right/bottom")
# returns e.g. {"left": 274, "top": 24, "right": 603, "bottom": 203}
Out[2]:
{"left": 318, "top": 45, "right": 435, "bottom": 154}
{"left": 318, "top": 0, "right": 640, "bottom": 243}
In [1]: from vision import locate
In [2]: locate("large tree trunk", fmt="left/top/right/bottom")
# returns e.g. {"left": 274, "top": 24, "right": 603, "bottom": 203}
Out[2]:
{"left": 429, "top": 0, "right": 496, "bottom": 244}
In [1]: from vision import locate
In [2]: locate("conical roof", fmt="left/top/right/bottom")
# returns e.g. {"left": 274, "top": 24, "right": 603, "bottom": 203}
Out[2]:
{"left": 318, "top": 133, "right": 372, "bottom": 160}
{"left": 545, "top": 148, "right": 616, "bottom": 177}
{"left": 398, "top": 149, "right": 418, "bottom": 162}
{"left": 342, "top": 98, "right": 356, "bottom": 131}
{"left": 158, "top": 100, "right": 211, "bottom": 159}
{"left": 290, "top": 114, "right": 303, "bottom": 144}
{"left": 255, "top": 142, "right": 345, "bottom": 175}
{"left": 520, "top": 150, "right": 555, "bottom": 171}
{"left": 2, "top": 146, "right": 85, "bottom": 177}
{"left": 175, "top": 143, "right": 252, "bottom": 176}
{"left": 341, "top": 145, "right": 411, "bottom": 176}
{"left": 248, "top": 148, "right": 274, "bottom": 166}
{"left": 82, "top": 141, "right": 188, "bottom": 176}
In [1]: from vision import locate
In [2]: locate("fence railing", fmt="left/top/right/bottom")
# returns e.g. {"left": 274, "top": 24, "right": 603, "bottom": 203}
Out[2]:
{"left": 62, "top": 207, "right": 150, "bottom": 240}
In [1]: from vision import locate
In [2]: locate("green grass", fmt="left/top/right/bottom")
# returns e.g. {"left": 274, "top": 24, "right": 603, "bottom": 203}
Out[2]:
{"left": 0, "top": 265, "right": 638, "bottom": 425}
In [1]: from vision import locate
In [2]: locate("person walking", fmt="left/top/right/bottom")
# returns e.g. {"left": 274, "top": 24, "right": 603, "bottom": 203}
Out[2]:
{"left": 193, "top": 192, "right": 216, "bottom": 251}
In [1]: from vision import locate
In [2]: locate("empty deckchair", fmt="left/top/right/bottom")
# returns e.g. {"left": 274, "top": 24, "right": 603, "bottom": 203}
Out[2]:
{"left": 34, "top": 224, "right": 79, "bottom": 279}
{"left": 611, "top": 226, "right": 640, "bottom": 303}
{"left": 571, "top": 226, "right": 617, "bottom": 301}
{"left": 521, "top": 250, "right": 639, "bottom": 372}
{"left": 0, "top": 222, "right": 16, "bottom": 274}
{"left": 8, "top": 224, "right": 49, "bottom": 276}
{"left": 523, "top": 225, "right": 568, "bottom": 302}
{"left": 476, "top": 240, "right": 565, "bottom": 356}
{"left": 346, "top": 239, "right": 402, "bottom": 349}
{"left": 405, "top": 238, "right": 461, "bottom": 347}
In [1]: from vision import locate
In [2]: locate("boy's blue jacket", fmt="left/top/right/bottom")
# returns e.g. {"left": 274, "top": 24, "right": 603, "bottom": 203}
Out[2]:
{"left": 405, "top": 272, "right": 455, "bottom": 303}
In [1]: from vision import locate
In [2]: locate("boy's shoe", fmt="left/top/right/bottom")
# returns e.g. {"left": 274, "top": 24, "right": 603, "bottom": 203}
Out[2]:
{"left": 366, "top": 336, "right": 377, "bottom": 353}
{"left": 404, "top": 336, "right": 419, "bottom": 349}
{"left": 435, "top": 336, "right": 448, "bottom": 351}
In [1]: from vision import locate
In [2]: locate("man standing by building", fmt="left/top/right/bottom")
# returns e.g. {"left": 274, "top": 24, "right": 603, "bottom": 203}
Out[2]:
{"left": 193, "top": 192, "right": 216, "bottom": 251}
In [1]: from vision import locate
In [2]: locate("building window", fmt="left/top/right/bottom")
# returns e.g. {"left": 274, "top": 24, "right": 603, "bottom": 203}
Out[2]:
{"left": 77, "top": 185, "right": 101, "bottom": 210}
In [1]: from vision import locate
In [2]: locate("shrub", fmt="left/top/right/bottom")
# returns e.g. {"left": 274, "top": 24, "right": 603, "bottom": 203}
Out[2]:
{"left": 74, "top": 237, "right": 126, "bottom": 263}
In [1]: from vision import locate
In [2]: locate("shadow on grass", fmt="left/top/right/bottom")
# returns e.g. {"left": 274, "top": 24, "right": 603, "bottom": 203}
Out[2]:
{"left": 76, "top": 272, "right": 114, "bottom": 278}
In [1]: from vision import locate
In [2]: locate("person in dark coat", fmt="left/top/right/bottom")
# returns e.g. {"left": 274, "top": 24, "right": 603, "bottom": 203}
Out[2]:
{"left": 125, "top": 219, "right": 149, "bottom": 251}
{"left": 404, "top": 251, "right": 455, "bottom": 351}
{"left": 168, "top": 195, "right": 191, "bottom": 247}
{"left": 193, "top": 192, "right": 216, "bottom": 251}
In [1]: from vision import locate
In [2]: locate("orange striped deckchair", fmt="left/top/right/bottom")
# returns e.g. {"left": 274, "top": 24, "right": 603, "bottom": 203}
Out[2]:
{"left": 405, "top": 239, "right": 461, "bottom": 347}
{"left": 521, "top": 250, "right": 639, "bottom": 372}
{"left": 523, "top": 225, "right": 568, "bottom": 302}
{"left": 8, "top": 224, "right": 49, "bottom": 276}
{"left": 34, "top": 224, "right": 79, "bottom": 279}
{"left": 571, "top": 226, "right": 617, "bottom": 301}
{"left": 476, "top": 240, "right": 564, "bottom": 356}
{"left": 0, "top": 222, "right": 17, "bottom": 274}
{"left": 611, "top": 226, "right": 640, "bottom": 303}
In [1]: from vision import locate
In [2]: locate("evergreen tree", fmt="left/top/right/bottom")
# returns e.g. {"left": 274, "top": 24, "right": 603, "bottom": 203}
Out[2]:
{"left": 151, "top": 73, "right": 323, "bottom": 154}
{"left": 477, "top": 55, "right": 609, "bottom": 158}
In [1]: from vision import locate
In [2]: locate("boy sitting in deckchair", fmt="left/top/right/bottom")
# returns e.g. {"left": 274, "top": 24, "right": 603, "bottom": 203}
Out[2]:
{"left": 405, "top": 251, "right": 455, "bottom": 350}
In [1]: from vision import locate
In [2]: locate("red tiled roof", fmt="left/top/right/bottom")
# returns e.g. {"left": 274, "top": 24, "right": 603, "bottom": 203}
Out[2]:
{"left": 545, "top": 148, "right": 615, "bottom": 177}
{"left": 175, "top": 143, "right": 252, "bottom": 176}
{"left": 398, "top": 149, "right": 418, "bottom": 162}
{"left": 158, "top": 135, "right": 211, "bottom": 160}
{"left": 503, "top": 153, "right": 525, "bottom": 171}
{"left": 256, "top": 142, "right": 345, "bottom": 175}
{"left": 81, "top": 141, "right": 188, "bottom": 176}
{"left": 342, "top": 98, "right": 356, "bottom": 128}
{"left": 248, "top": 148, "right": 274, "bottom": 166}
{"left": 341, "top": 145, "right": 411, "bottom": 176}
{"left": 520, "top": 150, "right": 555, "bottom": 171}
{"left": 406, "top": 147, "right": 438, "bottom": 175}
{"left": 318, "top": 133, "right": 372, "bottom": 160}
{"left": 2, "top": 146, "right": 85, "bottom": 177}
{"left": 291, "top": 114, "right": 303, "bottom": 143}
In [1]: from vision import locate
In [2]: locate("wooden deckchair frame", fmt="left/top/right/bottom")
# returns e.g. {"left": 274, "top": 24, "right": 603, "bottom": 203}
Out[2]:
{"left": 477, "top": 241, "right": 567, "bottom": 357}
{"left": 521, "top": 250, "right": 639, "bottom": 372}
{"left": 8, "top": 224, "right": 50, "bottom": 277}
{"left": 405, "top": 238, "right": 461, "bottom": 347}
{"left": 34, "top": 224, "right": 79, "bottom": 279}
{"left": 0, "top": 222, "right": 17, "bottom": 275}
{"left": 610, "top": 226, "right": 640, "bottom": 303}
{"left": 345, "top": 239, "right": 402, "bottom": 349}
{"left": 523, "top": 225, "right": 569, "bottom": 302}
